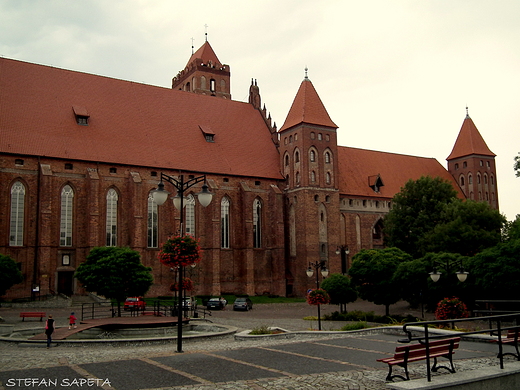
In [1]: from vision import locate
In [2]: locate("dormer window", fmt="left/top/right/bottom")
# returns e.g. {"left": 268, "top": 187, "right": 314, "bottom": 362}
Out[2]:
{"left": 368, "top": 174, "right": 384, "bottom": 193}
{"left": 199, "top": 125, "right": 215, "bottom": 142}
{"left": 73, "top": 106, "right": 89, "bottom": 126}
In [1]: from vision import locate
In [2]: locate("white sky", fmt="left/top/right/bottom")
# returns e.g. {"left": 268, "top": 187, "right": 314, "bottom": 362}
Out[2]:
{"left": 1, "top": 0, "right": 518, "bottom": 221}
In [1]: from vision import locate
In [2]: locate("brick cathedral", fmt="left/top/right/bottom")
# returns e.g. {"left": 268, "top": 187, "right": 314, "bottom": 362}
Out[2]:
{"left": 0, "top": 41, "right": 498, "bottom": 300}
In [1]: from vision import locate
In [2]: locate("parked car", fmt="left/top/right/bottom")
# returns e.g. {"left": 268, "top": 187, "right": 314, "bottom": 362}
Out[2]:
{"left": 182, "top": 296, "right": 196, "bottom": 309}
{"left": 233, "top": 297, "right": 253, "bottom": 311}
{"left": 206, "top": 297, "right": 224, "bottom": 310}
{"left": 124, "top": 297, "right": 146, "bottom": 311}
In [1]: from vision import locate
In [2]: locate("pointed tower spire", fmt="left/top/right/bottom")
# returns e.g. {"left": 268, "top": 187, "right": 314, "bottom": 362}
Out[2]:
{"left": 279, "top": 77, "right": 337, "bottom": 132}
{"left": 447, "top": 111, "right": 498, "bottom": 209}
{"left": 447, "top": 114, "right": 495, "bottom": 160}
{"left": 172, "top": 41, "right": 231, "bottom": 99}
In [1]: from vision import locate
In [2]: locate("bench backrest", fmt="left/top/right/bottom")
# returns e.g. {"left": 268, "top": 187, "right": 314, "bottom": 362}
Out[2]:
{"left": 394, "top": 337, "right": 461, "bottom": 360}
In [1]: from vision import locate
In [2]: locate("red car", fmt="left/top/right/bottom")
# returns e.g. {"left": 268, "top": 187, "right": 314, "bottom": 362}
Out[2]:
{"left": 124, "top": 297, "right": 146, "bottom": 311}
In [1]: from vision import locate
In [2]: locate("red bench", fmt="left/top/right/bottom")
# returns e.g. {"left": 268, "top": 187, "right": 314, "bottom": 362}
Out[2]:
{"left": 377, "top": 337, "right": 460, "bottom": 381}
{"left": 20, "top": 312, "right": 46, "bottom": 321}
{"left": 493, "top": 327, "right": 520, "bottom": 360}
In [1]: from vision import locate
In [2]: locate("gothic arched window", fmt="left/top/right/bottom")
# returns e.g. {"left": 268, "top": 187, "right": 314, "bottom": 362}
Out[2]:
{"left": 10, "top": 181, "right": 25, "bottom": 246}
{"left": 253, "top": 199, "right": 262, "bottom": 248}
{"left": 106, "top": 188, "right": 118, "bottom": 247}
{"left": 221, "top": 197, "right": 230, "bottom": 249}
{"left": 185, "top": 194, "right": 196, "bottom": 236}
{"left": 147, "top": 192, "right": 158, "bottom": 248}
{"left": 60, "top": 185, "right": 74, "bottom": 246}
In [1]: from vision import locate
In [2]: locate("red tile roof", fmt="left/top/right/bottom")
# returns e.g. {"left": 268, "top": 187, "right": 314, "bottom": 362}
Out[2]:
{"left": 338, "top": 146, "right": 465, "bottom": 199}
{"left": 0, "top": 58, "right": 282, "bottom": 179}
{"left": 186, "top": 41, "right": 222, "bottom": 68}
{"left": 280, "top": 78, "right": 337, "bottom": 131}
{"left": 447, "top": 115, "right": 495, "bottom": 160}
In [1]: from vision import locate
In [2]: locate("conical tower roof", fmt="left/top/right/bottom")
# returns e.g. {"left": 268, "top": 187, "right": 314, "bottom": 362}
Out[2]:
{"left": 186, "top": 41, "right": 222, "bottom": 68}
{"left": 280, "top": 76, "right": 337, "bottom": 131}
{"left": 447, "top": 114, "right": 495, "bottom": 160}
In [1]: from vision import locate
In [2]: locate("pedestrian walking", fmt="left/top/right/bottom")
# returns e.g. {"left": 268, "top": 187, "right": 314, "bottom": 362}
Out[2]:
{"left": 68, "top": 312, "right": 77, "bottom": 329}
{"left": 45, "top": 314, "right": 54, "bottom": 348}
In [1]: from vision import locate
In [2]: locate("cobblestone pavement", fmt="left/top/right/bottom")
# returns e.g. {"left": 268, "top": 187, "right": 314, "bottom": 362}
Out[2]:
{"left": 0, "top": 300, "right": 514, "bottom": 389}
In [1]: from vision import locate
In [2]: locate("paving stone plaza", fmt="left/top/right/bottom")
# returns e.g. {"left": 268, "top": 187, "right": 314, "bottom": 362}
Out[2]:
{"left": 0, "top": 301, "right": 517, "bottom": 389}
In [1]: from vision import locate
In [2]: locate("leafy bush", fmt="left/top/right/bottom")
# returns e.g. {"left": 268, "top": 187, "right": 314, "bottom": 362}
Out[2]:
{"left": 340, "top": 321, "right": 369, "bottom": 331}
{"left": 249, "top": 325, "right": 274, "bottom": 335}
{"left": 323, "top": 310, "right": 418, "bottom": 325}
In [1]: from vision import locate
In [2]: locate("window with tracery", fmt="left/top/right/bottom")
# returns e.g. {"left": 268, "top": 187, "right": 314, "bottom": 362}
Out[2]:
{"left": 60, "top": 185, "right": 74, "bottom": 246}
{"left": 10, "top": 181, "right": 25, "bottom": 246}
{"left": 106, "top": 189, "right": 118, "bottom": 247}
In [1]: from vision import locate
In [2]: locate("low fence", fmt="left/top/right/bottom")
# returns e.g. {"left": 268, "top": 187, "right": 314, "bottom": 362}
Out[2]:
{"left": 401, "top": 313, "right": 520, "bottom": 382}
{"left": 80, "top": 299, "right": 202, "bottom": 320}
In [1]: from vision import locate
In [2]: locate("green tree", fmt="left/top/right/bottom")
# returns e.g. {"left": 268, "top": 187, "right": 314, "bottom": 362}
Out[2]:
{"left": 425, "top": 200, "right": 505, "bottom": 256}
{"left": 320, "top": 273, "right": 357, "bottom": 313}
{"left": 467, "top": 239, "right": 520, "bottom": 300}
{"left": 0, "top": 254, "right": 23, "bottom": 297}
{"left": 75, "top": 247, "right": 153, "bottom": 316}
{"left": 393, "top": 258, "right": 430, "bottom": 309}
{"left": 503, "top": 215, "right": 520, "bottom": 241}
{"left": 395, "top": 252, "right": 470, "bottom": 310}
{"left": 514, "top": 153, "right": 520, "bottom": 177}
{"left": 349, "top": 247, "right": 412, "bottom": 316}
{"left": 383, "top": 176, "right": 458, "bottom": 257}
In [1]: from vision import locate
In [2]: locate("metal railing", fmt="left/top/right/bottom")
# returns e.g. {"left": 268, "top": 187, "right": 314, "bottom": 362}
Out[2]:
{"left": 80, "top": 299, "right": 204, "bottom": 320}
{"left": 400, "top": 313, "right": 520, "bottom": 382}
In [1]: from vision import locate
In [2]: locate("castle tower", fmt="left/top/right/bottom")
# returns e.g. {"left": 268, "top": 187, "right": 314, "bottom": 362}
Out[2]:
{"left": 447, "top": 110, "right": 498, "bottom": 209}
{"left": 172, "top": 41, "right": 231, "bottom": 99}
{"left": 278, "top": 72, "right": 340, "bottom": 295}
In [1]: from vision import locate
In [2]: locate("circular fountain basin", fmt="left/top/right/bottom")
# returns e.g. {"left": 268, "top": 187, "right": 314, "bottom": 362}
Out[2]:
{"left": 0, "top": 321, "right": 237, "bottom": 346}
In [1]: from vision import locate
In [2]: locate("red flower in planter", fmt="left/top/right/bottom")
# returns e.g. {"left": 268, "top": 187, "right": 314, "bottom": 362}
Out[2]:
{"left": 169, "top": 277, "right": 194, "bottom": 292}
{"left": 158, "top": 235, "right": 202, "bottom": 268}
{"left": 435, "top": 296, "right": 469, "bottom": 320}
{"left": 306, "top": 288, "right": 330, "bottom": 306}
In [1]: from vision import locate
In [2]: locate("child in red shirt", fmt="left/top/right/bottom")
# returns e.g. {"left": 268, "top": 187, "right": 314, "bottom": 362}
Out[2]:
{"left": 68, "top": 312, "right": 77, "bottom": 329}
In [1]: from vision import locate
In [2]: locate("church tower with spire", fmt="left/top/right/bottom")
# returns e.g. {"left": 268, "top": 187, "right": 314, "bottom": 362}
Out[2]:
{"left": 278, "top": 71, "right": 341, "bottom": 295}
{"left": 447, "top": 110, "right": 498, "bottom": 209}
{"left": 172, "top": 41, "right": 231, "bottom": 99}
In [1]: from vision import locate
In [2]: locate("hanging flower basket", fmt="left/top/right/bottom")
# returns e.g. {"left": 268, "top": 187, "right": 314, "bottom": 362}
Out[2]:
{"left": 435, "top": 296, "right": 470, "bottom": 320}
{"left": 307, "top": 288, "right": 330, "bottom": 306}
{"left": 158, "top": 235, "right": 202, "bottom": 268}
{"left": 170, "top": 277, "right": 194, "bottom": 292}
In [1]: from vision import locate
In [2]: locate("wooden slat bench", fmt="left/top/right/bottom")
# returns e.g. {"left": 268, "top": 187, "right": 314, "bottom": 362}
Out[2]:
{"left": 20, "top": 312, "right": 46, "bottom": 321}
{"left": 493, "top": 327, "right": 520, "bottom": 360}
{"left": 377, "top": 337, "right": 461, "bottom": 381}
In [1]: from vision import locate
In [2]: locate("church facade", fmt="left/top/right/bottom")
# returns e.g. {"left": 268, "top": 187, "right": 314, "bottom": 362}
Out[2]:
{"left": 0, "top": 42, "right": 498, "bottom": 300}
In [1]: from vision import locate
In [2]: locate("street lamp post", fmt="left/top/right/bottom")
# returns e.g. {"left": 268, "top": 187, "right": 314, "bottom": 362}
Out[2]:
{"left": 335, "top": 245, "right": 350, "bottom": 275}
{"left": 152, "top": 173, "right": 213, "bottom": 353}
{"left": 429, "top": 259, "right": 469, "bottom": 283}
{"left": 306, "top": 260, "right": 329, "bottom": 331}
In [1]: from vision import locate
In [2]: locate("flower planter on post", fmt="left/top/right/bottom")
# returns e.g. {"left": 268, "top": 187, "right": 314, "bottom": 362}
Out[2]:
{"left": 306, "top": 288, "right": 330, "bottom": 331}
{"left": 158, "top": 234, "right": 202, "bottom": 351}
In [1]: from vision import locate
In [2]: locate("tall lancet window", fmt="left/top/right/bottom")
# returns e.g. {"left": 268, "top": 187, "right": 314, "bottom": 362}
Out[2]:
{"left": 221, "top": 197, "right": 230, "bottom": 249}
{"left": 60, "top": 185, "right": 74, "bottom": 246}
{"left": 106, "top": 188, "right": 118, "bottom": 247}
{"left": 253, "top": 199, "right": 262, "bottom": 248}
{"left": 147, "top": 192, "right": 158, "bottom": 248}
{"left": 10, "top": 181, "right": 26, "bottom": 246}
{"left": 185, "top": 194, "right": 196, "bottom": 236}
